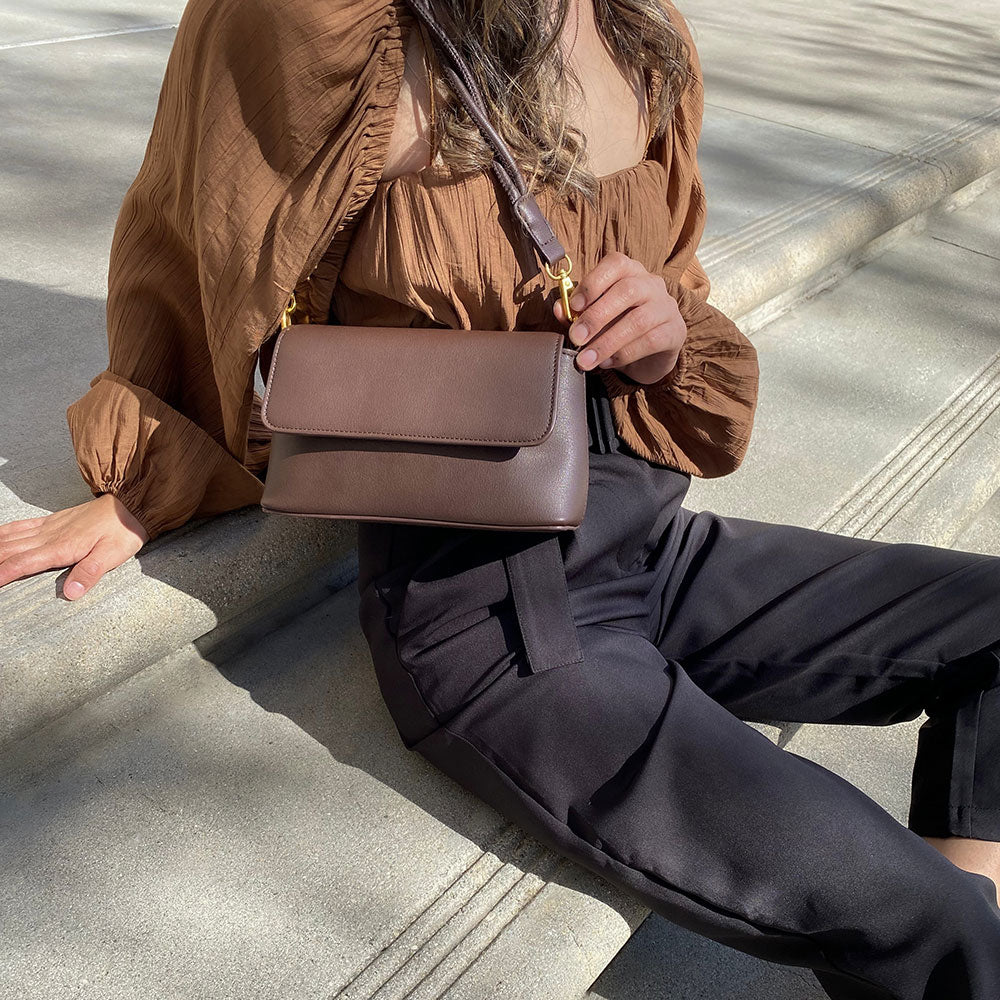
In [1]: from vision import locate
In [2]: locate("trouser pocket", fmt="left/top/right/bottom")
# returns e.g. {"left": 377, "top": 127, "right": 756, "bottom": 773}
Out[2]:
{"left": 378, "top": 529, "right": 584, "bottom": 724}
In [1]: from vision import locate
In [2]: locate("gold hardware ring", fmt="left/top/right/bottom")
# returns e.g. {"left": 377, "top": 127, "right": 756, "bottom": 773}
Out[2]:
{"left": 544, "top": 255, "right": 578, "bottom": 323}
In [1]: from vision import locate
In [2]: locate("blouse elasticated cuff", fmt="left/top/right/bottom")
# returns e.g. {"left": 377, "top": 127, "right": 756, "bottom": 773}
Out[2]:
{"left": 595, "top": 289, "right": 759, "bottom": 477}
{"left": 598, "top": 341, "right": 691, "bottom": 397}
{"left": 67, "top": 372, "right": 264, "bottom": 543}
{"left": 93, "top": 483, "right": 161, "bottom": 543}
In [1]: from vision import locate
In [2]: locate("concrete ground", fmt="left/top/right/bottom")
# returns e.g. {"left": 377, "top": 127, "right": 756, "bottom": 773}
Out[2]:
{"left": 2, "top": 2, "right": 998, "bottom": 999}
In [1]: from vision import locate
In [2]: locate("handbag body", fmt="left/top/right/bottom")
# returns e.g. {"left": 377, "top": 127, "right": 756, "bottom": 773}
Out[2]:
{"left": 258, "top": 0, "right": 589, "bottom": 531}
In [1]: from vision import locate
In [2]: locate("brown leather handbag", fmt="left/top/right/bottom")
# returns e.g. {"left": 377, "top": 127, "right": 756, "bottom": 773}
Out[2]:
{"left": 259, "top": 0, "right": 588, "bottom": 531}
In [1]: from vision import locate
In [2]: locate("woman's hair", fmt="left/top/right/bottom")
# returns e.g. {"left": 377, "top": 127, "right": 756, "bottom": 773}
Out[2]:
{"left": 421, "top": 0, "right": 693, "bottom": 203}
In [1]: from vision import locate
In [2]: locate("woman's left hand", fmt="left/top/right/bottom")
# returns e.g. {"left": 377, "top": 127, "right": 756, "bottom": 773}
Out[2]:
{"left": 551, "top": 251, "right": 687, "bottom": 385}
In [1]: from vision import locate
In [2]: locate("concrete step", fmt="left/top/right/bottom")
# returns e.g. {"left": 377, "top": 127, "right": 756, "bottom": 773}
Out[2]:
{"left": 709, "top": 121, "right": 1000, "bottom": 336}
{"left": 0, "top": 582, "right": 646, "bottom": 1000}
{"left": 684, "top": 0, "right": 1000, "bottom": 334}
{"left": 685, "top": 176, "right": 1000, "bottom": 544}
{"left": 0, "top": 507, "right": 360, "bottom": 752}
{"left": 952, "top": 488, "right": 1000, "bottom": 556}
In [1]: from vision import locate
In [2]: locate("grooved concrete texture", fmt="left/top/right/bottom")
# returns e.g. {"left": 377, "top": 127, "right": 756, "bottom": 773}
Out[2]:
{"left": 686, "top": 0, "right": 1000, "bottom": 321}
{"left": 684, "top": 179, "right": 1000, "bottom": 537}
{"left": 0, "top": 585, "right": 645, "bottom": 1000}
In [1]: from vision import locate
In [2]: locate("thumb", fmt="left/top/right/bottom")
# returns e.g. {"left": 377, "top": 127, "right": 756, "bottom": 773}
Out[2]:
{"left": 63, "top": 536, "right": 124, "bottom": 601}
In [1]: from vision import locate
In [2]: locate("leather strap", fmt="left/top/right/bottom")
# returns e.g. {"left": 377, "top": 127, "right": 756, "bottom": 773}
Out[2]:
{"left": 403, "top": 0, "right": 568, "bottom": 270}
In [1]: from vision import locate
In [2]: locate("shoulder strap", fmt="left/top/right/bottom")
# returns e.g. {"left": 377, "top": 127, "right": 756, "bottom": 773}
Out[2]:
{"left": 402, "top": 0, "right": 568, "bottom": 271}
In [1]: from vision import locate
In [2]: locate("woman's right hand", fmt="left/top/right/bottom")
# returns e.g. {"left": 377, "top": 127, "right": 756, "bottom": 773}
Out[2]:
{"left": 0, "top": 494, "right": 149, "bottom": 600}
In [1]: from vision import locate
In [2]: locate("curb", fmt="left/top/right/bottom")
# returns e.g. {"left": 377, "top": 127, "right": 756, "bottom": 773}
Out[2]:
{"left": 706, "top": 107, "right": 1000, "bottom": 330}
{"left": 0, "top": 509, "right": 357, "bottom": 751}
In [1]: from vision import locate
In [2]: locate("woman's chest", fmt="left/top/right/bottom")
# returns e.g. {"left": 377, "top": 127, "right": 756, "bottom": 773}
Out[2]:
{"left": 382, "top": 0, "right": 656, "bottom": 183}
{"left": 330, "top": 155, "right": 674, "bottom": 333}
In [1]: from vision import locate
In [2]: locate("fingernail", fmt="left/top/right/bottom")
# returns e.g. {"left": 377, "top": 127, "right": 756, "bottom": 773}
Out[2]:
{"left": 64, "top": 581, "right": 84, "bottom": 599}
{"left": 598, "top": 357, "right": 613, "bottom": 368}
{"left": 569, "top": 322, "right": 588, "bottom": 344}
{"left": 569, "top": 293, "right": 585, "bottom": 311}
{"left": 579, "top": 349, "right": 597, "bottom": 367}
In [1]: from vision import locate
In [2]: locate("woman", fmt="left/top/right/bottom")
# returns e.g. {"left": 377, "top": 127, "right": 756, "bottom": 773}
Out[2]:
{"left": 0, "top": 0, "right": 998, "bottom": 996}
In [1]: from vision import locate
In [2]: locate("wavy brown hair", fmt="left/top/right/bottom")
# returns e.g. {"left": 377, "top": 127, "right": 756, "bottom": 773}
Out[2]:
{"left": 418, "top": 0, "right": 693, "bottom": 204}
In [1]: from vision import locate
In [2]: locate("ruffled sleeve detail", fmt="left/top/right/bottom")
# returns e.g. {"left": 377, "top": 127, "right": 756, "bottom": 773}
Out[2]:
{"left": 67, "top": 373, "right": 265, "bottom": 542}
{"left": 598, "top": 280, "right": 759, "bottom": 477}
{"left": 596, "top": 0, "right": 760, "bottom": 478}
{"left": 64, "top": 0, "right": 411, "bottom": 540}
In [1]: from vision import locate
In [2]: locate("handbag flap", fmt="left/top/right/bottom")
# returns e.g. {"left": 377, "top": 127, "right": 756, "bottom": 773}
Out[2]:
{"left": 260, "top": 324, "right": 568, "bottom": 446}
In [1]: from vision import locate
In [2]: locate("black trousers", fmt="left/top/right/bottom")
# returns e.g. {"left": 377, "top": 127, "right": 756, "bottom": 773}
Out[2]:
{"left": 356, "top": 370, "right": 1000, "bottom": 1000}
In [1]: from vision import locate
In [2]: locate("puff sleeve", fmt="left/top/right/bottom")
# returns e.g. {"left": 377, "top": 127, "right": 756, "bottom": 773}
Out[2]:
{"left": 65, "top": 0, "right": 408, "bottom": 541}
{"left": 598, "top": 1, "right": 759, "bottom": 478}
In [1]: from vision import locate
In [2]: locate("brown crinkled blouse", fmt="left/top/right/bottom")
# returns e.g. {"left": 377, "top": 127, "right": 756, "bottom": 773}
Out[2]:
{"left": 65, "top": 0, "right": 759, "bottom": 544}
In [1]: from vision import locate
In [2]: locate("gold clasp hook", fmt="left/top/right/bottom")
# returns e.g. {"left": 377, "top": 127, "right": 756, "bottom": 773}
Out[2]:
{"left": 280, "top": 289, "right": 313, "bottom": 330}
{"left": 544, "top": 254, "right": 577, "bottom": 324}
{"left": 280, "top": 292, "right": 297, "bottom": 330}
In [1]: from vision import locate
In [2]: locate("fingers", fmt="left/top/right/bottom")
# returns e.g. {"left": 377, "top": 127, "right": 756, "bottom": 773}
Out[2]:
{"left": 62, "top": 536, "right": 124, "bottom": 601}
{"left": 574, "top": 298, "right": 683, "bottom": 373}
{"left": 0, "top": 511, "right": 70, "bottom": 587}
{"left": 0, "top": 516, "right": 47, "bottom": 541}
{"left": 0, "top": 541, "right": 76, "bottom": 590}
{"left": 589, "top": 307, "right": 674, "bottom": 368}
{"left": 569, "top": 274, "right": 652, "bottom": 355}
{"left": 565, "top": 251, "right": 643, "bottom": 318}
{"left": 0, "top": 533, "right": 48, "bottom": 562}
{"left": 549, "top": 254, "right": 686, "bottom": 378}
{"left": 551, "top": 251, "right": 649, "bottom": 331}
{"left": 566, "top": 261, "right": 677, "bottom": 364}
{"left": 0, "top": 498, "right": 146, "bottom": 597}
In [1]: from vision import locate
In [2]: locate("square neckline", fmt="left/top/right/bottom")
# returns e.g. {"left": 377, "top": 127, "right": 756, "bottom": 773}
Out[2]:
{"left": 377, "top": 32, "right": 666, "bottom": 194}
{"left": 375, "top": 152, "right": 666, "bottom": 192}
